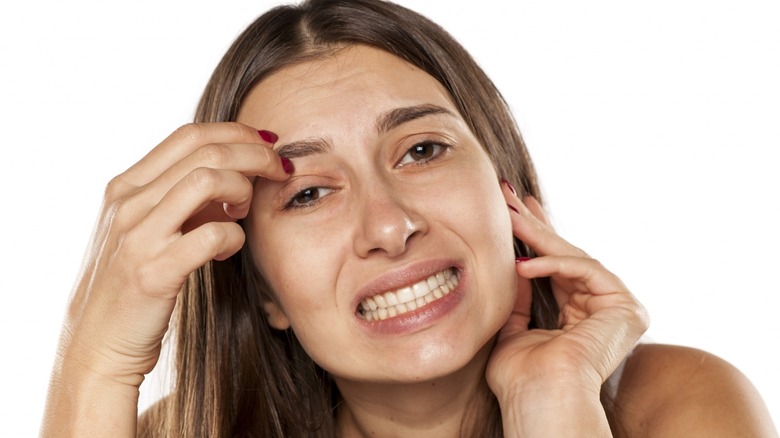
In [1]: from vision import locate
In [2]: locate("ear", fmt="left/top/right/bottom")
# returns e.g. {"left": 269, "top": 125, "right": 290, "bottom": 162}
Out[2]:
{"left": 262, "top": 299, "right": 291, "bottom": 330}
{"left": 523, "top": 195, "right": 552, "bottom": 228}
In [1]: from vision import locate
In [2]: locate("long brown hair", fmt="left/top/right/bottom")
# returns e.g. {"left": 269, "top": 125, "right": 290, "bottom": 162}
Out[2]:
{"left": 139, "top": 0, "right": 616, "bottom": 436}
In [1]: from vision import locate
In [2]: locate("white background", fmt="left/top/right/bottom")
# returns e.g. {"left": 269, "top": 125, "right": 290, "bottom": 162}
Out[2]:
{"left": 1, "top": 0, "right": 778, "bottom": 435}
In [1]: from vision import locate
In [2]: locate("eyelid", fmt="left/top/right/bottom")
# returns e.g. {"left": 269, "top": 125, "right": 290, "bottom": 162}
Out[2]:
{"left": 283, "top": 186, "right": 335, "bottom": 210}
{"left": 395, "top": 139, "right": 452, "bottom": 168}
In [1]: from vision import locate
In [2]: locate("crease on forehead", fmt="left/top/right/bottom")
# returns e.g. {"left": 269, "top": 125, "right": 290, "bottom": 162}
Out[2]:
{"left": 251, "top": 45, "right": 430, "bottom": 102}
{"left": 239, "top": 44, "right": 461, "bottom": 132}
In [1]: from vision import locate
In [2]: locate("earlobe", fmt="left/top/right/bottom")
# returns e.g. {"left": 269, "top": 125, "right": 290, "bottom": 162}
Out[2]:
{"left": 262, "top": 300, "right": 291, "bottom": 330}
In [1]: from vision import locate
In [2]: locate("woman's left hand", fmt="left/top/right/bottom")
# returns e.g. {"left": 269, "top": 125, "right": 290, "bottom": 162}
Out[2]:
{"left": 486, "top": 183, "right": 650, "bottom": 418}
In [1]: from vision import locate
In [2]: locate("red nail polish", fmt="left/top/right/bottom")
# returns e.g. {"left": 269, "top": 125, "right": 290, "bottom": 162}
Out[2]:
{"left": 501, "top": 179, "right": 517, "bottom": 196}
{"left": 258, "top": 129, "right": 278, "bottom": 143}
{"left": 280, "top": 156, "right": 294, "bottom": 174}
{"left": 515, "top": 257, "right": 532, "bottom": 263}
{"left": 508, "top": 204, "right": 519, "bottom": 214}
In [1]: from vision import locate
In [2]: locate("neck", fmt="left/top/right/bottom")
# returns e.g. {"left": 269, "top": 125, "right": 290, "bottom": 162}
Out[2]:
{"left": 335, "top": 342, "right": 496, "bottom": 438}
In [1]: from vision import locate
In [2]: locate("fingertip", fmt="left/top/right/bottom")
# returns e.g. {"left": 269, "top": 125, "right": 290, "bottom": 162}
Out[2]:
{"left": 500, "top": 178, "right": 517, "bottom": 196}
{"left": 257, "top": 129, "right": 279, "bottom": 143}
{"left": 280, "top": 156, "right": 294, "bottom": 175}
{"left": 515, "top": 256, "right": 542, "bottom": 279}
{"left": 223, "top": 201, "right": 250, "bottom": 220}
{"left": 213, "top": 223, "right": 246, "bottom": 261}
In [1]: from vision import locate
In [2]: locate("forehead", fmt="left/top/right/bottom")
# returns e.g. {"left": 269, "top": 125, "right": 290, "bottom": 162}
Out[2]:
{"left": 237, "top": 45, "right": 457, "bottom": 133}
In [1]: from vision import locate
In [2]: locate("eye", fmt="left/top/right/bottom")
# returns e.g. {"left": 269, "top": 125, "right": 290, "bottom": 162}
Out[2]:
{"left": 285, "top": 187, "right": 334, "bottom": 209}
{"left": 397, "top": 141, "right": 449, "bottom": 167}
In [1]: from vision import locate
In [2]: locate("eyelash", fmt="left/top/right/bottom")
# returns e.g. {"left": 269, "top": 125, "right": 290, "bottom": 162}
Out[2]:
{"left": 284, "top": 187, "right": 334, "bottom": 210}
{"left": 396, "top": 140, "right": 451, "bottom": 167}
{"left": 283, "top": 140, "right": 452, "bottom": 210}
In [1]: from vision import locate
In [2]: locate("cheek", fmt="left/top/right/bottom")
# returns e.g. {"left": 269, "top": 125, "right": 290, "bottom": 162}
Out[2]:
{"left": 245, "top": 206, "right": 346, "bottom": 319}
{"left": 447, "top": 165, "right": 513, "bottom": 250}
{"left": 450, "top": 161, "right": 517, "bottom": 306}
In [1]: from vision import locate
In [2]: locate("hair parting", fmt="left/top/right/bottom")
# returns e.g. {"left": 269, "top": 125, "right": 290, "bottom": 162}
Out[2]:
{"left": 139, "top": 1, "right": 623, "bottom": 436}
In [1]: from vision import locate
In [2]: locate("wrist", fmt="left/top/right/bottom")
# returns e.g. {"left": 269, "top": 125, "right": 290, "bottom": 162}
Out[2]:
{"left": 497, "top": 381, "right": 610, "bottom": 437}
{"left": 57, "top": 325, "right": 149, "bottom": 389}
{"left": 492, "top": 366, "right": 602, "bottom": 404}
{"left": 43, "top": 353, "right": 141, "bottom": 438}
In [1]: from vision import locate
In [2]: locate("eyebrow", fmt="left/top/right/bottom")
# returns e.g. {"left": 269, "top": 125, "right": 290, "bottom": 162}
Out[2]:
{"left": 275, "top": 138, "right": 331, "bottom": 159}
{"left": 275, "top": 104, "right": 455, "bottom": 160}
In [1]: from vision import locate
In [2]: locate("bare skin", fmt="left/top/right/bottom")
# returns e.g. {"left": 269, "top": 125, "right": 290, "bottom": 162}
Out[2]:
{"left": 40, "top": 123, "right": 291, "bottom": 437}
{"left": 617, "top": 344, "right": 777, "bottom": 437}
{"left": 41, "top": 45, "right": 777, "bottom": 437}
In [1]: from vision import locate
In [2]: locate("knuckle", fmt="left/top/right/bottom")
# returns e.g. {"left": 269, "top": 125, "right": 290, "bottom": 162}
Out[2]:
{"left": 104, "top": 177, "right": 121, "bottom": 200}
{"left": 261, "top": 147, "right": 282, "bottom": 171}
{"left": 187, "top": 167, "right": 220, "bottom": 192}
{"left": 616, "top": 299, "right": 651, "bottom": 333}
{"left": 106, "top": 196, "right": 140, "bottom": 230}
{"left": 635, "top": 304, "right": 651, "bottom": 331}
{"left": 587, "top": 258, "right": 604, "bottom": 270}
{"left": 195, "top": 143, "right": 231, "bottom": 168}
{"left": 173, "top": 122, "right": 206, "bottom": 145}
{"left": 258, "top": 144, "right": 276, "bottom": 163}
{"left": 104, "top": 175, "right": 132, "bottom": 201}
{"left": 226, "top": 121, "right": 249, "bottom": 139}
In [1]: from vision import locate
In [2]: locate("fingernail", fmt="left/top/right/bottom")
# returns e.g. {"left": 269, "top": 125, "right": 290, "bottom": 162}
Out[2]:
{"left": 280, "top": 156, "right": 294, "bottom": 174}
{"left": 258, "top": 129, "right": 278, "bottom": 143}
{"left": 501, "top": 179, "right": 517, "bottom": 196}
{"left": 515, "top": 257, "right": 532, "bottom": 263}
{"left": 508, "top": 204, "right": 519, "bottom": 214}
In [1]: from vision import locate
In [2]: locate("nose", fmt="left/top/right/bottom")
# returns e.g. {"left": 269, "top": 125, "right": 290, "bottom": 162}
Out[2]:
{"left": 353, "top": 183, "right": 426, "bottom": 258}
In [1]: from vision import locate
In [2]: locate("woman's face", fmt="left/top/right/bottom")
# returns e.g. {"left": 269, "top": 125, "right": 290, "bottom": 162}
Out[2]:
{"left": 238, "top": 45, "right": 516, "bottom": 383}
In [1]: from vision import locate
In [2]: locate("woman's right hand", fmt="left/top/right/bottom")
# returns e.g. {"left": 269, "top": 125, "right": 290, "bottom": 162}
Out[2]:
{"left": 43, "top": 123, "right": 289, "bottom": 435}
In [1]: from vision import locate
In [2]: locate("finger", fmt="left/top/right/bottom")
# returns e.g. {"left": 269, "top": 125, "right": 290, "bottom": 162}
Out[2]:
{"left": 499, "top": 272, "right": 534, "bottom": 339}
{"left": 519, "top": 255, "right": 649, "bottom": 349}
{"left": 502, "top": 184, "right": 586, "bottom": 258}
{"left": 518, "top": 255, "right": 643, "bottom": 324}
{"left": 164, "top": 141, "right": 289, "bottom": 182}
{"left": 119, "top": 140, "right": 288, "bottom": 227}
{"left": 181, "top": 203, "right": 239, "bottom": 235}
{"left": 513, "top": 263, "right": 533, "bottom": 320}
{"left": 160, "top": 221, "right": 246, "bottom": 280}
{"left": 523, "top": 195, "right": 551, "bottom": 227}
{"left": 121, "top": 122, "right": 274, "bottom": 186}
{"left": 144, "top": 141, "right": 288, "bottom": 202}
{"left": 141, "top": 167, "right": 254, "bottom": 236}
{"left": 516, "top": 255, "right": 626, "bottom": 298}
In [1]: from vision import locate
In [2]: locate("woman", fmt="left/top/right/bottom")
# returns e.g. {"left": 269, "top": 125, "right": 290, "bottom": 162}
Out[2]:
{"left": 41, "top": 0, "right": 777, "bottom": 436}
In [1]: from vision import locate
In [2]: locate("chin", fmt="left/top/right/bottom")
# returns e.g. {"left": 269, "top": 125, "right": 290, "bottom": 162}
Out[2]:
{"left": 355, "top": 330, "right": 498, "bottom": 385}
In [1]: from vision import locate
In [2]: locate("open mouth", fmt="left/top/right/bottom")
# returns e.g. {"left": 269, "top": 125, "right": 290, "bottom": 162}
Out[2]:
{"left": 357, "top": 267, "right": 459, "bottom": 321}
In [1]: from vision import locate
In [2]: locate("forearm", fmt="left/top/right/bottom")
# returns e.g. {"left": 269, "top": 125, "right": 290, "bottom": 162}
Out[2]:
{"left": 41, "top": 347, "right": 140, "bottom": 438}
{"left": 498, "top": 385, "right": 611, "bottom": 438}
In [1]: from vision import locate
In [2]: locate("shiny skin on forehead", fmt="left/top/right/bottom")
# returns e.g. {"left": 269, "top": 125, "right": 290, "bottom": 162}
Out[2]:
{"left": 237, "top": 45, "right": 458, "bottom": 135}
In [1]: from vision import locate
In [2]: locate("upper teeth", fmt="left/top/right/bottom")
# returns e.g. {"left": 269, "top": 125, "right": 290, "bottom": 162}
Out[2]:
{"left": 359, "top": 268, "right": 459, "bottom": 321}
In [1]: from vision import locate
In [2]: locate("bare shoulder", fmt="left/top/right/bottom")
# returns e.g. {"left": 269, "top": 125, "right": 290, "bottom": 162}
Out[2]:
{"left": 614, "top": 343, "right": 777, "bottom": 437}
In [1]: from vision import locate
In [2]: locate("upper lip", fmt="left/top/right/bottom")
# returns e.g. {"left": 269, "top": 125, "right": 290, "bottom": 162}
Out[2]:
{"left": 352, "top": 259, "right": 461, "bottom": 311}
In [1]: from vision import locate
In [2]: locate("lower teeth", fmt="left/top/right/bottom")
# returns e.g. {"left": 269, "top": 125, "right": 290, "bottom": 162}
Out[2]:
{"left": 361, "top": 269, "right": 458, "bottom": 321}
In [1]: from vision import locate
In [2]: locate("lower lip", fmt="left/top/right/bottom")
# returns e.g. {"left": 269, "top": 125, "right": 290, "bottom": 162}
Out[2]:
{"left": 355, "top": 270, "right": 465, "bottom": 335}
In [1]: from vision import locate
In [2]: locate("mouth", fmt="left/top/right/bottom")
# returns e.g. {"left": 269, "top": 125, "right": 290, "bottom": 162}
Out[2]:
{"left": 357, "top": 267, "right": 460, "bottom": 321}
